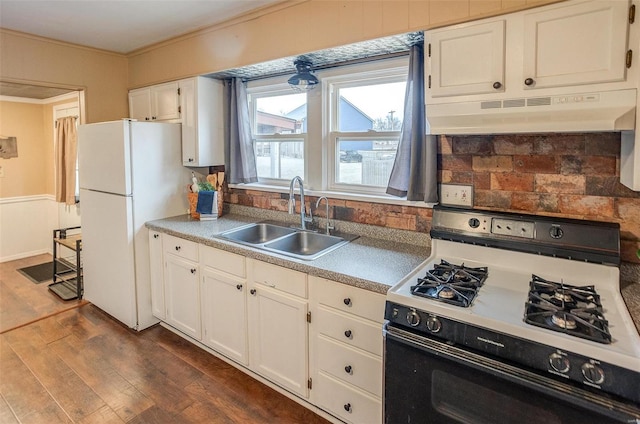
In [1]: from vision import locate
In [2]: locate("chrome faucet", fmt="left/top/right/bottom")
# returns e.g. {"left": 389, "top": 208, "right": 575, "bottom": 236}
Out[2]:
{"left": 288, "top": 176, "right": 312, "bottom": 230}
{"left": 315, "top": 196, "right": 334, "bottom": 235}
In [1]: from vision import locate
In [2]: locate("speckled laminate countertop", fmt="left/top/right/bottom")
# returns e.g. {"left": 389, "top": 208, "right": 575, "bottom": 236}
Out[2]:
{"left": 146, "top": 209, "right": 640, "bottom": 334}
{"left": 145, "top": 213, "right": 431, "bottom": 295}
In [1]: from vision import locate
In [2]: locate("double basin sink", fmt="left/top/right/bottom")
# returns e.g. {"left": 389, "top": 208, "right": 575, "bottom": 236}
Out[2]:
{"left": 217, "top": 222, "right": 357, "bottom": 260}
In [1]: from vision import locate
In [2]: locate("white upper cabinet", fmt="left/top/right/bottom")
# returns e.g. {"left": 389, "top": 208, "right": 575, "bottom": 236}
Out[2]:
{"left": 522, "top": 0, "right": 630, "bottom": 90}
{"left": 128, "top": 88, "right": 152, "bottom": 121}
{"left": 179, "top": 77, "right": 225, "bottom": 167}
{"left": 128, "top": 81, "right": 180, "bottom": 121}
{"left": 429, "top": 20, "right": 506, "bottom": 98}
{"left": 151, "top": 82, "right": 181, "bottom": 121}
{"left": 426, "top": 0, "right": 633, "bottom": 101}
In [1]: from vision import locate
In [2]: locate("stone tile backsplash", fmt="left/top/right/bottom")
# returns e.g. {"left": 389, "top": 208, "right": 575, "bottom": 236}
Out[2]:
{"left": 225, "top": 132, "right": 640, "bottom": 264}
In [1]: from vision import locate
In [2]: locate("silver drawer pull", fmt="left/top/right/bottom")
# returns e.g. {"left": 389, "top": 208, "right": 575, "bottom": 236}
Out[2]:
{"left": 262, "top": 280, "right": 276, "bottom": 288}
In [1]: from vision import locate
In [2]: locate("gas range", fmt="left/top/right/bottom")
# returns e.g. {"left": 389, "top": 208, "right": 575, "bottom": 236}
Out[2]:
{"left": 385, "top": 206, "right": 640, "bottom": 408}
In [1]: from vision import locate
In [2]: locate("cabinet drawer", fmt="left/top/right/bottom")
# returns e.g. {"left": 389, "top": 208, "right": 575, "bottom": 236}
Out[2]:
{"left": 163, "top": 235, "right": 198, "bottom": 261}
{"left": 315, "top": 372, "right": 381, "bottom": 424}
{"left": 311, "top": 276, "right": 385, "bottom": 323}
{"left": 251, "top": 260, "right": 307, "bottom": 298}
{"left": 317, "top": 335, "right": 382, "bottom": 397}
{"left": 200, "top": 245, "right": 245, "bottom": 277}
{"left": 316, "top": 307, "right": 382, "bottom": 356}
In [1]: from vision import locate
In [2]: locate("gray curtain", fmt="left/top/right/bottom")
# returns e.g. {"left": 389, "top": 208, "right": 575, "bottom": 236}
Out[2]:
{"left": 386, "top": 42, "right": 438, "bottom": 203}
{"left": 225, "top": 78, "right": 258, "bottom": 184}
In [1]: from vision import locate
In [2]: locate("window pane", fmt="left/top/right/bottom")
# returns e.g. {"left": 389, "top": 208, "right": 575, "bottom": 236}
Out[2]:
{"left": 337, "top": 138, "right": 398, "bottom": 186}
{"left": 255, "top": 93, "right": 307, "bottom": 135}
{"left": 337, "top": 82, "right": 406, "bottom": 132}
{"left": 255, "top": 141, "right": 304, "bottom": 180}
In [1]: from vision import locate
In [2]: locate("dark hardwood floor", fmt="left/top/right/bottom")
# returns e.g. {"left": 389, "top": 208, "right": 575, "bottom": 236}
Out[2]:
{"left": 0, "top": 257, "right": 332, "bottom": 423}
{"left": 0, "top": 254, "right": 87, "bottom": 334}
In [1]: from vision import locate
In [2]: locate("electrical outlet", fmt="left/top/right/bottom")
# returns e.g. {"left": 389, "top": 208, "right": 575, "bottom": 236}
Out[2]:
{"left": 440, "top": 184, "right": 473, "bottom": 208}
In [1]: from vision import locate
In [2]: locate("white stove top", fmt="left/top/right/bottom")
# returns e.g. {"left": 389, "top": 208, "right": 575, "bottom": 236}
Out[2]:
{"left": 387, "top": 239, "right": 640, "bottom": 372}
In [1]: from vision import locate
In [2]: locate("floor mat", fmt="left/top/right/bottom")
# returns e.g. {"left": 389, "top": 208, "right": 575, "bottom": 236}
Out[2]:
{"left": 17, "top": 262, "right": 70, "bottom": 284}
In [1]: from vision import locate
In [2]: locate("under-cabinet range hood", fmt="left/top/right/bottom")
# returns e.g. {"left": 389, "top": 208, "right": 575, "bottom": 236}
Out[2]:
{"left": 425, "top": 88, "right": 637, "bottom": 135}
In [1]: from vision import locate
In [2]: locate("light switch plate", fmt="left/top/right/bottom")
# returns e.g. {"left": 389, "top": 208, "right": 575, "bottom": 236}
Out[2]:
{"left": 440, "top": 183, "right": 473, "bottom": 208}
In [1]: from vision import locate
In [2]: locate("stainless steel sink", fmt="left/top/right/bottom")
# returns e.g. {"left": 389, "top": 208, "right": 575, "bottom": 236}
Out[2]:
{"left": 216, "top": 222, "right": 356, "bottom": 260}
{"left": 217, "top": 223, "right": 296, "bottom": 244}
{"left": 263, "top": 231, "right": 350, "bottom": 260}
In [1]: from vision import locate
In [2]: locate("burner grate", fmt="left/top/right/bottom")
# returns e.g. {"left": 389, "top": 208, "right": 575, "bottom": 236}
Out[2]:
{"left": 524, "top": 275, "right": 611, "bottom": 344}
{"left": 410, "top": 260, "right": 488, "bottom": 307}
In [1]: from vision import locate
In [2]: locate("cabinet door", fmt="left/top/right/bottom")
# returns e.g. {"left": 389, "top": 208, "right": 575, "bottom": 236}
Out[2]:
{"left": 179, "top": 77, "right": 225, "bottom": 166}
{"left": 522, "top": 0, "right": 629, "bottom": 90}
{"left": 129, "top": 88, "right": 151, "bottom": 121}
{"left": 248, "top": 285, "right": 309, "bottom": 398}
{"left": 201, "top": 267, "right": 248, "bottom": 365}
{"left": 164, "top": 254, "right": 201, "bottom": 340}
{"left": 151, "top": 81, "right": 180, "bottom": 121}
{"left": 179, "top": 78, "right": 198, "bottom": 165}
{"left": 148, "top": 231, "right": 165, "bottom": 319}
{"left": 428, "top": 19, "right": 505, "bottom": 98}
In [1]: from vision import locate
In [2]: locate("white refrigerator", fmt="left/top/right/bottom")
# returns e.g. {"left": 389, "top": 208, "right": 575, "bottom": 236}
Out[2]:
{"left": 78, "top": 119, "right": 191, "bottom": 330}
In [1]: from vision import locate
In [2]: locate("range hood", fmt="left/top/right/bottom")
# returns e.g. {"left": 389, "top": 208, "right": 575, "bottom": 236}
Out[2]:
{"left": 426, "top": 88, "right": 637, "bottom": 135}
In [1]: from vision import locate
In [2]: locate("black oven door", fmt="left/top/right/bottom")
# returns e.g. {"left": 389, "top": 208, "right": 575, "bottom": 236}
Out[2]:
{"left": 384, "top": 325, "right": 640, "bottom": 424}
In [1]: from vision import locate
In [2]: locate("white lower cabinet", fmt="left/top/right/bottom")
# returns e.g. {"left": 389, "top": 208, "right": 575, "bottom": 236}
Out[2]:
{"left": 149, "top": 233, "right": 387, "bottom": 423}
{"left": 163, "top": 236, "right": 201, "bottom": 340}
{"left": 148, "top": 231, "right": 165, "bottom": 319}
{"left": 247, "top": 259, "right": 309, "bottom": 398}
{"left": 310, "top": 276, "right": 386, "bottom": 424}
{"left": 200, "top": 245, "right": 248, "bottom": 365}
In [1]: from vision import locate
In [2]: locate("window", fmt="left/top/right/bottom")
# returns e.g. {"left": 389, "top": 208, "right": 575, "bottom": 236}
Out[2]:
{"left": 245, "top": 57, "right": 410, "bottom": 199}
{"left": 249, "top": 87, "right": 306, "bottom": 184}
{"left": 330, "top": 78, "right": 406, "bottom": 193}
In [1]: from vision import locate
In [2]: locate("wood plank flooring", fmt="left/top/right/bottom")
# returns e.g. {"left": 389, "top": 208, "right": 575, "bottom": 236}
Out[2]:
{"left": 0, "top": 257, "right": 332, "bottom": 423}
{"left": 0, "top": 254, "right": 86, "bottom": 334}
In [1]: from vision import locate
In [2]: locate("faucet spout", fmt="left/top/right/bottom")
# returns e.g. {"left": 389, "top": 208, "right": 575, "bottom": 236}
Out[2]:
{"left": 315, "top": 196, "right": 334, "bottom": 235}
{"left": 288, "top": 176, "right": 312, "bottom": 230}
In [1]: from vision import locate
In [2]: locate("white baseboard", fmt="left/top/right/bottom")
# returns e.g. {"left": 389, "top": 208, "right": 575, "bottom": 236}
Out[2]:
{"left": 0, "top": 249, "right": 51, "bottom": 263}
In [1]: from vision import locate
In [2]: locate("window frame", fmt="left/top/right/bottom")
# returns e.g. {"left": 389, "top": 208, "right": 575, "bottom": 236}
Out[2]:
{"left": 240, "top": 57, "right": 429, "bottom": 208}
{"left": 248, "top": 82, "right": 308, "bottom": 186}
{"left": 325, "top": 72, "right": 407, "bottom": 194}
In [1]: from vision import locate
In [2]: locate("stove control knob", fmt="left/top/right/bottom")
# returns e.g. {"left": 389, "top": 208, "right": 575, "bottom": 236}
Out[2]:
{"left": 425, "top": 316, "right": 442, "bottom": 333}
{"left": 406, "top": 310, "right": 421, "bottom": 327}
{"left": 548, "top": 353, "right": 570, "bottom": 373}
{"left": 581, "top": 363, "right": 605, "bottom": 385}
{"left": 549, "top": 225, "right": 564, "bottom": 239}
{"left": 468, "top": 218, "right": 481, "bottom": 229}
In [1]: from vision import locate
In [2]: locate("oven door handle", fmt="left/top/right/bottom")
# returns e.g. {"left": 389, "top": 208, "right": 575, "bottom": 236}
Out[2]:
{"left": 384, "top": 325, "right": 640, "bottom": 421}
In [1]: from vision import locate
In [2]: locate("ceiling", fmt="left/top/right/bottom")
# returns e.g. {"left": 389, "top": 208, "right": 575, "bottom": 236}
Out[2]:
{"left": 0, "top": 0, "right": 283, "bottom": 54}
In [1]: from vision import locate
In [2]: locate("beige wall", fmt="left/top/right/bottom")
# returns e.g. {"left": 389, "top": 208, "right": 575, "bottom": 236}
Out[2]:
{"left": 0, "top": 97, "right": 80, "bottom": 198}
{"left": 0, "top": 101, "right": 48, "bottom": 197}
{"left": 128, "top": 0, "right": 561, "bottom": 87}
{"left": 0, "top": 29, "right": 128, "bottom": 123}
